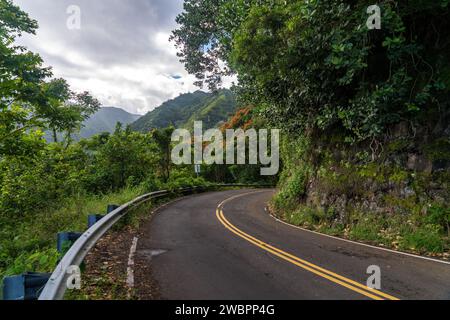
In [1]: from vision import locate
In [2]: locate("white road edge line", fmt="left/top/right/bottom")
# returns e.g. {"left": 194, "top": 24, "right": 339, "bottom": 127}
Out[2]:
{"left": 218, "top": 189, "right": 450, "bottom": 266}
{"left": 126, "top": 237, "right": 139, "bottom": 291}
{"left": 266, "top": 207, "right": 450, "bottom": 266}
{"left": 124, "top": 195, "right": 192, "bottom": 295}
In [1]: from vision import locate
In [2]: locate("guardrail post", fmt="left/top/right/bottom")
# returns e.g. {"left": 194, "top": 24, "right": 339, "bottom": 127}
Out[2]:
{"left": 107, "top": 204, "right": 119, "bottom": 214}
{"left": 87, "top": 214, "right": 105, "bottom": 228}
{"left": 57, "top": 232, "right": 82, "bottom": 254}
{"left": 2, "top": 272, "right": 51, "bottom": 300}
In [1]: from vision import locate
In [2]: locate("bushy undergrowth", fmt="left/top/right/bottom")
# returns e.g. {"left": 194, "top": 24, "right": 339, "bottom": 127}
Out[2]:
{"left": 0, "top": 172, "right": 210, "bottom": 284}
{"left": 0, "top": 0, "right": 218, "bottom": 290}
{"left": 278, "top": 205, "right": 448, "bottom": 254}
{"left": 0, "top": 187, "right": 143, "bottom": 280}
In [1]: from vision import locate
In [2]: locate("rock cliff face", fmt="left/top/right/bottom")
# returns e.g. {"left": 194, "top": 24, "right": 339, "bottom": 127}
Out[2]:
{"left": 306, "top": 119, "right": 449, "bottom": 221}
{"left": 273, "top": 118, "right": 449, "bottom": 255}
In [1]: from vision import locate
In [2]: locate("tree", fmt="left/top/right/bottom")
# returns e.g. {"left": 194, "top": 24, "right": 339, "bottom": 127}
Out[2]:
{"left": 151, "top": 127, "right": 175, "bottom": 182}
{"left": 173, "top": 0, "right": 450, "bottom": 143}
{"left": 82, "top": 123, "right": 159, "bottom": 192}
{"left": 32, "top": 78, "right": 100, "bottom": 145}
{"left": 170, "top": 0, "right": 235, "bottom": 90}
{"left": 59, "top": 90, "right": 100, "bottom": 146}
{"left": 0, "top": 0, "right": 100, "bottom": 154}
{"left": 40, "top": 79, "right": 72, "bottom": 143}
{"left": 0, "top": 0, "right": 52, "bottom": 155}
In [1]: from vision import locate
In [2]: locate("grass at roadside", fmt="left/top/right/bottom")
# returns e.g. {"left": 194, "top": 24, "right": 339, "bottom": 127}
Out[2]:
{"left": 0, "top": 184, "right": 253, "bottom": 299}
{"left": 64, "top": 200, "right": 156, "bottom": 301}
{"left": 0, "top": 186, "right": 146, "bottom": 284}
{"left": 270, "top": 201, "right": 450, "bottom": 259}
{"left": 64, "top": 192, "right": 202, "bottom": 300}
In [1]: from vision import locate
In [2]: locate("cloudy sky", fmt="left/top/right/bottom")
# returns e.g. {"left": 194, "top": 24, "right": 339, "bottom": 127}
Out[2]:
{"left": 13, "top": 0, "right": 228, "bottom": 115}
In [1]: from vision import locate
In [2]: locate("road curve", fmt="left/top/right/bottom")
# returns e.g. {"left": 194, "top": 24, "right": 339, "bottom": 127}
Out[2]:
{"left": 136, "top": 189, "right": 450, "bottom": 300}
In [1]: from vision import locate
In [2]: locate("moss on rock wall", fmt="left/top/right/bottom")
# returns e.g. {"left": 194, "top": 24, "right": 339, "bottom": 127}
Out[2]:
{"left": 272, "top": 122, "right": 450, "bottom": 257}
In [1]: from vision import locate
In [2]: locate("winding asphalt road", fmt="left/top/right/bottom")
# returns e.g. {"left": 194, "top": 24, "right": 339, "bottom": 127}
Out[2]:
{"left": 137, "top": 189, "right": 450, "bottom": 300}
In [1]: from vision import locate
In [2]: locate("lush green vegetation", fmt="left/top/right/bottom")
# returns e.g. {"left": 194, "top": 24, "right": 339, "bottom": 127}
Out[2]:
{"left": 0, "top": 0, "right": 210, "bottom": 282}
{"left": 173, "top": 0, "right": 450, "bottom": 256}
{"left": 131, "top": 89, "right": 237, "bottom": 132}
{"left": 173, "top": 0, "right": 449, "bottom": 141}
{"left": 0, "top": 120, "right": 209, "bottom": 280}
{"left": 271, "top": 136, "right": 449, "bottom": 254}
{"left": 2, "top": 0, "right": 449, "bottom": 290}
{"left": 0, "top": 186, "right": 144, "bottom": 280}
{"left": 0, "top": 0, "right": 269, "bottom": 285}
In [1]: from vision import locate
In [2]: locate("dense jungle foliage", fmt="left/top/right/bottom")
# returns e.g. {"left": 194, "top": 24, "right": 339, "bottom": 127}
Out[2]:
{"left": 173, "top": 0, "right": 450, "bottom": 256}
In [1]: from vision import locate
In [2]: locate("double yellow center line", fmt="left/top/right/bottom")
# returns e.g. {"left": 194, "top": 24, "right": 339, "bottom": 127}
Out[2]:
{"left": 216, "top": 193, "right": 399, "bottom": 300}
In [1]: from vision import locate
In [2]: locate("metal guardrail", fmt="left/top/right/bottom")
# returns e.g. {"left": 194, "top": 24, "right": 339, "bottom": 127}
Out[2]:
{"left": 38, "top": 189, "right": 170, "bottom": 300}
{"left": 38, "top": 184, "right": 272, "bottom": 300}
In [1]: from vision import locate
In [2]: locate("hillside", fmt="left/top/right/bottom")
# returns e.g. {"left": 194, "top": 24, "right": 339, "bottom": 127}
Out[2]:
{"left": 130, "top": 89, "right": 237, "bottom": 132}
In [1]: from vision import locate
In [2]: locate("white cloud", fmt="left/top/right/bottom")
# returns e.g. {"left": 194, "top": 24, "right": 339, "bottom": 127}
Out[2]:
{"left": 12, "top": 0, "right": 210, "bottom": 115}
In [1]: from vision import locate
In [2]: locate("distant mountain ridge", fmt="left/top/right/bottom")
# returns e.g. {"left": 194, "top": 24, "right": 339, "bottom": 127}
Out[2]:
{"left": 130, "top": 89, "right": 237, "bottom": 132}
{"left": 80, "top": 107, "right": 141, "bottom": 138}
{"left": 44, "top": 107, "right": 141, "bottom": 141}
